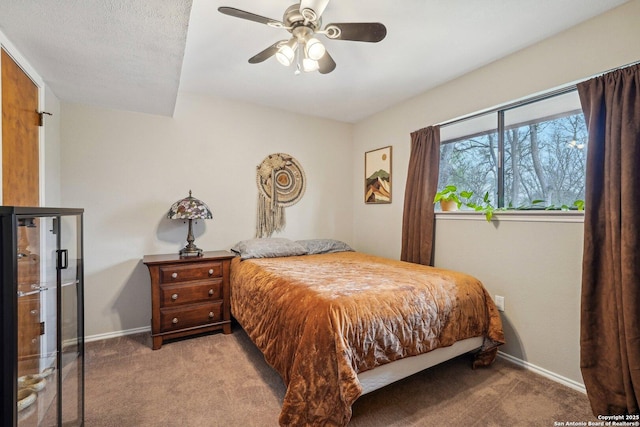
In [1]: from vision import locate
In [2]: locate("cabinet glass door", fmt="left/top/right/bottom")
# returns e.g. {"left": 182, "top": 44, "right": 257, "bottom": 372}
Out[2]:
{"left": 59, "top": 214, "right": 83, "bottom": 426}
{"left": 16, "top": 215, "right": 57, "bottom": 426}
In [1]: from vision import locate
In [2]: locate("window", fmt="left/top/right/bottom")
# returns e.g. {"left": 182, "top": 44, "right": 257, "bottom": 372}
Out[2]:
{"left": 438, "top": 90, "right": 587, "bottom": 210}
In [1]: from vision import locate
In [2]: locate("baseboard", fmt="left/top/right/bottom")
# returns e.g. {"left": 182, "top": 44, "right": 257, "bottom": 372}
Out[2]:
{"left": 497, "top": 351, "right": 586, "bottom": 394}
{"left": 85, "top": 326, "right": 151, "bottom": 343}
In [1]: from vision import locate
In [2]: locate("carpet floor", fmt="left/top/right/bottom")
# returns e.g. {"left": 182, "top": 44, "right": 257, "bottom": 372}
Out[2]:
{"left": 85, "top": 324, "right": 596, "bottom": 426}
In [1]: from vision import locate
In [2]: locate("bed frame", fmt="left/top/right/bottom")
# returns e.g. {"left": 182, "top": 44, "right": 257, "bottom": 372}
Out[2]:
{"left": 358, "top": 336, "right": 484, "bottom": 394}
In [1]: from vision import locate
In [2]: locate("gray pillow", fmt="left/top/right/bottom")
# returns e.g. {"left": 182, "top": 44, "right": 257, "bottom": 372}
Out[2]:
{"left": 295, "top": 239, "right": 354, "bottom": 255}
{"left": 230, "top": 238, "right": 308, "bottom": 260}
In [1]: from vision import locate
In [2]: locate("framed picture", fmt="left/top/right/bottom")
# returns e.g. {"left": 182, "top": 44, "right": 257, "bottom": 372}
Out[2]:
{"left": 365, "top": 146, "right": 392, "bottom": 204}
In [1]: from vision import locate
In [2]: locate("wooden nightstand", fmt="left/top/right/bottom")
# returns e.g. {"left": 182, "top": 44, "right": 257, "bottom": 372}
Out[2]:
{"left": 143, "top": 251, "right": 235, "bottom": 350}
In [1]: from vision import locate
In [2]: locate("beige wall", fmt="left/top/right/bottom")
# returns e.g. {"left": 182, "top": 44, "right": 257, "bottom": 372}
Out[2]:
{"left": 433, "top": 214, "right": 584, "bottom": 387}
{"left": 61, "top": 92, "right": 353, "bottom": 337}
{"left": 351, "top": 0, "right": 640, "bottom": 387}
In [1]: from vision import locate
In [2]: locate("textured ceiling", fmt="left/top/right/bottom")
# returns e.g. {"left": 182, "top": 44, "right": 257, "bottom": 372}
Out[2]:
{"left": 0, "top": 0, "right": 192, "bottom": 116}
{"left": 0, "top": 0, "right": 629, "bottom": 122}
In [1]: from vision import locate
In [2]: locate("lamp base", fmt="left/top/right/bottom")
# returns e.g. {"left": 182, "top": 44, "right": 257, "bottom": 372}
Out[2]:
{"left": 179, "top": 246, "right": 203, "bottom": 257}
{"left": 179, "top": 218, "right": 204, "bottom": 257}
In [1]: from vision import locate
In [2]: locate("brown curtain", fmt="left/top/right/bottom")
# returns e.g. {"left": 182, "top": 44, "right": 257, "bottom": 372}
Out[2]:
{"left": 401, "top": 126, "right": 440, "bottom": 265}
{"left": 578, "top": 63, "right": 640, "bottom": 416}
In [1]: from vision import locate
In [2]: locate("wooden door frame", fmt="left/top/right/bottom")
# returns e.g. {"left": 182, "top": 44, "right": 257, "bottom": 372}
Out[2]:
{"left": 0, "top": 30, "right": 46, "bottom": 207}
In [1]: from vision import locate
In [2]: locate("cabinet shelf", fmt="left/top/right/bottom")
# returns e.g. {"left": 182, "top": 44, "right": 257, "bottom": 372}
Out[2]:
{"left": 16, "top": 279, "right": 79, "bottom": 297}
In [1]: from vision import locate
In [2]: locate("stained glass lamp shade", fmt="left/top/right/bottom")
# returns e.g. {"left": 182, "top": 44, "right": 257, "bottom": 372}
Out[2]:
{"left": 167, "top": 190, "right": 212, "bottom": 257}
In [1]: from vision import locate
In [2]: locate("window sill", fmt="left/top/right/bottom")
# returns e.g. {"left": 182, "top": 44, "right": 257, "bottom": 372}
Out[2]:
{"left": 435, "top": 210, "right": 584, "bottom": 223}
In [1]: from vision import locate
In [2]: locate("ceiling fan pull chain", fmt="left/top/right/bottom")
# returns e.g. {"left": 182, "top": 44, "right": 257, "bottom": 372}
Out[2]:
{"left": 294, "top": 48, "right": 303, "bottom": 75}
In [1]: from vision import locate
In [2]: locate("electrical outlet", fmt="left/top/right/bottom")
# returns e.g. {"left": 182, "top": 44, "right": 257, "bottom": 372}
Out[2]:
{"left": 495, "top": 295, "right": 505, "bottom": 312}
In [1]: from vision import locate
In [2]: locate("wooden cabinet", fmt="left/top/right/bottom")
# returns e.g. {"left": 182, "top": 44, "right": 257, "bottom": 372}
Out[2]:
{"left": 143, "top": 251, "right": 235, "bottom": 350}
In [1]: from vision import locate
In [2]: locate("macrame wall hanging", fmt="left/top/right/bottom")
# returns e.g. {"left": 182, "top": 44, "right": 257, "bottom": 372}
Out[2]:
{"left": 256, "top": 153, "right": 306, "bottom": 238}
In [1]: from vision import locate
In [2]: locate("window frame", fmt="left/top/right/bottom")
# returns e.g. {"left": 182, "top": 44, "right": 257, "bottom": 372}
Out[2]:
{"left": 439, "top": 85, "right": 585, "bottom": 211}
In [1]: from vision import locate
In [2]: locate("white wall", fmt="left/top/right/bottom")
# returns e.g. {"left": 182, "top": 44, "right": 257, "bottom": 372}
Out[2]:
{"left": 60, "top": 92, "right": 353, "bottom": 337}
{"left": 351, "top": 0, "right": 640, "bottom": 387}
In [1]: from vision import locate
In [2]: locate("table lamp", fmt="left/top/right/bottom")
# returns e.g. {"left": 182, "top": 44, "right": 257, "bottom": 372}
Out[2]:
{"left": 167, "top": 190, "right": 212, "bottom": 257}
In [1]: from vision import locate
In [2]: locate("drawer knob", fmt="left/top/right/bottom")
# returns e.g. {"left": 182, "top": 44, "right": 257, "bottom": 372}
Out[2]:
{"left": 172, "top": 317, "right": 179, "bottom": 324}
{"left": 171, "top": 293, "right": 178, "bottom": 300}
{"left": 171, "top": 272, "right": 178, "bottom": 279}
{"left": 208, "top": 312, "right": 215, "bottom": 319}
{"left": 208, "top": 289, "right": 214, "bottom": 296}
{"left": 30, "top": 309, "right": 38, "bottom": 316}
{"left": 208, "top": 269, "right": 214, "bottom": 275}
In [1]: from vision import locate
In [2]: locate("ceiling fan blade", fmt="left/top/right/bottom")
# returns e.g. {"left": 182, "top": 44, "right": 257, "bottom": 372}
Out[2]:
{"left": 218, "top": 7, "right": 283, "bottom": 27}
{"left": 318, "top": 51, "right": 336, "bottom": 74}
{"left": 248, "top": 41, "right": 286, "bottom": 64}
{"left": 324, "top": 22, "right": 387, "bottom": 42}
{"left": 299, "top": 0, "right": 330, "bottom": 19}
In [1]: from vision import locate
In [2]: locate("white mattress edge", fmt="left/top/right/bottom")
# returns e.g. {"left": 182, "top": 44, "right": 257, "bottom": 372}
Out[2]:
{"left": 357, "top": 336, "right": 485, "bottom": 395}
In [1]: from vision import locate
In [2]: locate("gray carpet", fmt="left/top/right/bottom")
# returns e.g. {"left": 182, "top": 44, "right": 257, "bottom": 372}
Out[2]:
{"left": 85, "top": 325, "right": 596, "bottom": 426}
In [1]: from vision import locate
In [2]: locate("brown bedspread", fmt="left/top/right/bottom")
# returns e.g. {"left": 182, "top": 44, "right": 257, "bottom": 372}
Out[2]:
{"left": 230, "top": 252, "right": 504, "bottom": 426}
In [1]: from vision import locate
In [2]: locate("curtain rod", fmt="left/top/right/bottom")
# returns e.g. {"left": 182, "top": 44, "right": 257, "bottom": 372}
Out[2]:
{"left": 436, "top": 59, "right": 640, "bottom": 129}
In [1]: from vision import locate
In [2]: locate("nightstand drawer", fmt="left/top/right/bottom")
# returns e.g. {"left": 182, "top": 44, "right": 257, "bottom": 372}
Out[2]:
{"left": 159, "top": 280, "right": 222, "bottom": 306}
{"left": 160, "top": 302, "right": 223, "bottom": 331}
{"left": 159, "top": 261, "right": 222, "bottom": 284}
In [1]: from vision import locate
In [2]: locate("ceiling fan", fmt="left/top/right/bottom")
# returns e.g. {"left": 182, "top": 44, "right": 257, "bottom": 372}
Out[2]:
{"left": 218, "top": 0, "right": 387, "bottom": 75}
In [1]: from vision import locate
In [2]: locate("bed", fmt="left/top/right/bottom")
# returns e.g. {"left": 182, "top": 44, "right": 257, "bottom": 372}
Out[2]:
{"left": 230, "top": 238, "right": 505, "bottom": 426}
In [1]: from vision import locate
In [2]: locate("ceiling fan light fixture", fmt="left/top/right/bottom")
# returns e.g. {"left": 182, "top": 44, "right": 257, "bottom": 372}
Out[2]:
{"left": 305, "top": 37, "right": 326, "bottom": 61}
{"left": 302, "top": 58, "right": 319, "bottom": 72}
{"left": 276, "top": 38, "right": 298, "bottom": 66}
